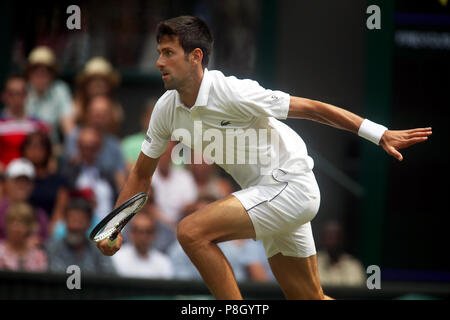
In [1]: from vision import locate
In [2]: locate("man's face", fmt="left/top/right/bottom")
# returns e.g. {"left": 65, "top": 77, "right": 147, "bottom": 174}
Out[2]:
{"left": 78, "top": 129, "right": 102, "bottom": 164}
{"left": 7, "top": 220, "right": 30, "bottom": 244}
{"left": 65, "top": 209, "right": 90, "bottom": 247}
{"left": 156, "top": 35, "right": 193, "bottom": 90}
{"left": 29, "top": 66, "right": 53, "bottom": 94}
{"left": 130, "top": 214, "right": 156, "bottom": 255}
{"left": 23, "top": 135, "right": 48, "bottom": 167}
{"left": 66, "top": 209, "right": 90, "bottom": 234}
{"left": 85, "top": 76, "right": 111, "bottom": 97}
{"left": 87, "top": 96, "right": 113, "bottom": 132}
{"left": 6, "top": 176, "right": 34, "bottom": 202}
{"left": 2, "top": 79, "right": 27, "bottom": 113}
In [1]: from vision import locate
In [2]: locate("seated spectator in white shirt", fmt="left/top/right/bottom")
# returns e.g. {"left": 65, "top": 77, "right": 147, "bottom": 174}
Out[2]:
{"left": 151, "top": 141, "right": 198, "bottom": 226}
{"left": 112, "top": 211, "right": 173, "bottom": 279}
{"left": 317, "top": 220, "right": 366, "bottom": 287}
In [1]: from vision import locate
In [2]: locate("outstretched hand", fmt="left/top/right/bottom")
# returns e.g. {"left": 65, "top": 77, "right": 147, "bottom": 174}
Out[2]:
{"left": 379, "top": 127, "right": 432, "bottom": 161}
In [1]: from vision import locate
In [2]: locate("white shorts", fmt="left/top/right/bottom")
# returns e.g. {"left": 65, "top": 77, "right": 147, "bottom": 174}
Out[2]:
{"left": 232, "top": 168, "right": 320, "bottom": 258}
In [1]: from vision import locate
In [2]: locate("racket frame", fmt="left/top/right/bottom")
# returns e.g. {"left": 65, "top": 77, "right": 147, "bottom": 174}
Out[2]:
{"left": 89, "top": 192, "right": 148, "bottom": 243}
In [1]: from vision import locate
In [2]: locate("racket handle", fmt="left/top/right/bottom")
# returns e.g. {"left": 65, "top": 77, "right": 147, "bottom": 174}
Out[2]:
{"left": 107, "top": 238, "right": 117, "bottom": 247}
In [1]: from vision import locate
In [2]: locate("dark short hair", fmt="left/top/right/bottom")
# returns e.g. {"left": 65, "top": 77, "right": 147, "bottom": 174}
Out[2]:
{"left": 65, "top": 197, "right": 93, "bottom": 221}
{"left": 21, "top": 130, "right": 53, "bottom": 167}
{"left": 156, "top": 15, "right": 214, "bottom": 68}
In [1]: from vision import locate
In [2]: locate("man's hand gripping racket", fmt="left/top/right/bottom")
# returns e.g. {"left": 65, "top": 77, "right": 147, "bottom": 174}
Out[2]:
{"left": 90, "top": 192, "right": 148, "bottom": 256}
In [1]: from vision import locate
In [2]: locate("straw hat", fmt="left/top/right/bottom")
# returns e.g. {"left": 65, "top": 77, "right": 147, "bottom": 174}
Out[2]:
{"left": 26, "top": 46, "right": 58, "bottom": 73}
{"left": 76, "top": 57, "right": 121, "bottom": 87}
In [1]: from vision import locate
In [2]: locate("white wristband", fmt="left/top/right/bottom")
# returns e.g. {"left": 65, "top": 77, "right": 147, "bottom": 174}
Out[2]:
{"left": 358, "top": 119, "right": 388, "bottom": 145}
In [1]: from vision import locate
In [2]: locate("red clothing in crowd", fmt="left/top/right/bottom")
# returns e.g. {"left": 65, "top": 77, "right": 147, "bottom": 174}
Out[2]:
{"left": 0, "top": 115, "right": 49, "bottom": 167}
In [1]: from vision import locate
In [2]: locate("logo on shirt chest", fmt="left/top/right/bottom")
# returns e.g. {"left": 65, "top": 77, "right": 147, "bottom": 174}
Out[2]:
{"left": 220, "top": 120, "right": 231, "bottom": 126}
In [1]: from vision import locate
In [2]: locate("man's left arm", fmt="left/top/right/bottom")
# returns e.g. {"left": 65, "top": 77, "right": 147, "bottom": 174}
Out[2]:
{"left": 288, "top": 96, "right": 432, "bottom": 161}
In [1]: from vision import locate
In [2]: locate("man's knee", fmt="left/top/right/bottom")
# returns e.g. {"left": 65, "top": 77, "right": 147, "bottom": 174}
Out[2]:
{"left": 177, "top": 216, "right": 205, "bottom": 249}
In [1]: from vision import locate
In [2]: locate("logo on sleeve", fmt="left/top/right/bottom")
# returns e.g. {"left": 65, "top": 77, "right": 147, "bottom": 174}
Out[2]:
{"left": 270, "top": 94, "right": 280, "bottom": 101}
{"left": 220, "top": 120, "right": 231, "bottom": 126}
{"left": 145, "top": 135, "right": 152, "bottom": 144}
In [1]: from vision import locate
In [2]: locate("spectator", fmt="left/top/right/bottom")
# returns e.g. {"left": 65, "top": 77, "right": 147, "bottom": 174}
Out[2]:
{"left": 121, "top": 99, "right": 155, "bottom": 172}
{"left": 73, "top": 57, "right": 123, "bottom": 135}
{"left": 0, "top": 75, "right": 49, "bottom": 169}
{"left": 64, "top": 95, "right": 126, "bottom": 188}
{"left": 151, "top": 141, "right": 198, "bottom": 226}
{"left": 317, "top": 220, "right": 366, "bottom": 287}
{"left": 25, "top": 46, "right": 75, "bottom": 143}
{"left": 111, "top": 211, "right": 173, "bottom": 279}
{"left": 21, "top": 131, "right": 69, "bottom": 233}
{"left": 140, "top": 190, "right": 176, "bottom": 254}
{"left": 0, "top": 202, "right": 47, "bottom": 272}
{"left": 61, "top": 126, "right": 117, "bottom": 222}
{"left": 0, "top": 158, "right": 48, "bottom": 247}
{"left": 46, "top": 197, "right": 115, "bottom": 275}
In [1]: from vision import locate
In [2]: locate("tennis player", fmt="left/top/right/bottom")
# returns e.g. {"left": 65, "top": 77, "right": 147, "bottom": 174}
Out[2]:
{"left": 97, "top": 16, "right": 431, "bottom": 299}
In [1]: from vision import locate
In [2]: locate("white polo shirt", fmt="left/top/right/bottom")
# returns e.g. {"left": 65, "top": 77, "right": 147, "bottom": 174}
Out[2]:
{"left": 141, "top": 69, "right": 314, "bottom": 189}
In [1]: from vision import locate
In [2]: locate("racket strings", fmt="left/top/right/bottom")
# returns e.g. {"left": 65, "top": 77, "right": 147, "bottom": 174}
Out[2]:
{"left": 92, "top": 196, "right": 148, "bottom": 242}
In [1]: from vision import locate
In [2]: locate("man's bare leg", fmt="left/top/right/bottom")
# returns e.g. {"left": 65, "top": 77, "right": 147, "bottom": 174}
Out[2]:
{"left": 177, "top": 195, "right": 256, "bottom": 300}
{"left": 268, "top": 253, "right": 332, "bottom": 300}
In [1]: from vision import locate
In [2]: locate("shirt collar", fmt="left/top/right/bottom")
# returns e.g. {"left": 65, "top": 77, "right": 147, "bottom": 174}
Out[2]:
{"left": 175, "top": 68, "right": 212, "bottom": 109}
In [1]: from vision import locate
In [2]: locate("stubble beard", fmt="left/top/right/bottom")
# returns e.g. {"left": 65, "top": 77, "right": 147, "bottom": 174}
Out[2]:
{"left": 163, "top": 78, "right": 177, "bottom": 90}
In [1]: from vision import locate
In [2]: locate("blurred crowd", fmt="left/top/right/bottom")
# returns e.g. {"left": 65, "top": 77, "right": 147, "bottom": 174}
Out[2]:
{"left": 0, "top": 46, "right": 275, "bottom": 283}
{"left": 0, "top": 45, "right": 366, "bottom": 287}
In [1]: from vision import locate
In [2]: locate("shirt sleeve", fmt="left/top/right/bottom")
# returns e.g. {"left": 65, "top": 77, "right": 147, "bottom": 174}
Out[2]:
{"left": 141, "top": 102, "right": 171, "bottom": 159}
{"left": 227, "top": 76, "right": 290, "bottom": 120}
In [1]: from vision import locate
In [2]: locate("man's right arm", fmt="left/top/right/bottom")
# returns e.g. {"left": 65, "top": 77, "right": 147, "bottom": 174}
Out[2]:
{"left": 114, "top": 152, "right": 159, "bottom": 207}
{"left": 96, "top": 152, "right": 159, "bottom": 256}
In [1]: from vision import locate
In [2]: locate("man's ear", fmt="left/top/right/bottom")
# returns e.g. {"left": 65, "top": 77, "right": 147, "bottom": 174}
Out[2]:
{"left": 190, "top": 48, "right": 204, "bottom": 66}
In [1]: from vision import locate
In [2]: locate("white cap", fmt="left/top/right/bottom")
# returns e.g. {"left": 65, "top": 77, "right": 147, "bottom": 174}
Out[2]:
{"left": 5, "top": 158, "right": 35, "bottom": 179}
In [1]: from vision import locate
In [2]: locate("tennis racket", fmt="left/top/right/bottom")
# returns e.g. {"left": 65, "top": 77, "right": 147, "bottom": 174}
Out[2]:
{"left": 89, "top": 192, "right": 148, "bottom": 247}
